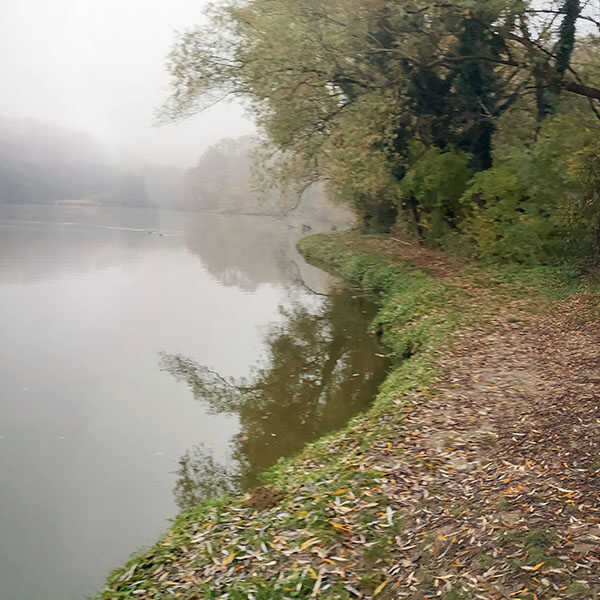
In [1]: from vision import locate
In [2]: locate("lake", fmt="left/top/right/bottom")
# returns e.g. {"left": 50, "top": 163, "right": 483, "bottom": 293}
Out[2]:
{"left": 0, "top": 205, "right": 389, "bottom": 599}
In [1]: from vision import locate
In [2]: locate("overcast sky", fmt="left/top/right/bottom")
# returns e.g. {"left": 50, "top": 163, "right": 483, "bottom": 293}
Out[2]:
{"left": 0, "top": 0, "right": 255, "bottom": 167}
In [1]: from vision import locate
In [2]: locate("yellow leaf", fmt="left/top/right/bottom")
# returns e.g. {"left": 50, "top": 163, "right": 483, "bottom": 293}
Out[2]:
{"left": 521, "top": 561, "right": 545, "bottom": 571}
{"left": 301, "top": 537, "right": 320, "bottom": 550}
{"left": 373, "top": 580, "right": 388, "bottom": 596}
{"left": 222, "top": 551, "right": 236, "bottom": 566}
{"left": 334, "top": 488, "right": 349, "bottom": 495}
{"left": 328, "top": 521, "right": 351, "bottom": 531}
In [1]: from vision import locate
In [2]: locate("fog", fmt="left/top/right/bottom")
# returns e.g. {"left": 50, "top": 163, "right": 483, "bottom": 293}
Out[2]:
{"left": 0, "top": 0, "right": 254, "bottom": 168}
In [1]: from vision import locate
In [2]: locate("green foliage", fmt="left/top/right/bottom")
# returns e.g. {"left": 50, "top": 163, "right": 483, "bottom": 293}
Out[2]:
{"left": 556, "top": 0, "right": 580, "bottom": 77}
{"left": 460, "top": 107, "right": 600, "bottom": 264}
{"left": 352, "top": 192, "right": 398, "bottom": 233}
{"left": 399, "top": 147, "right": 473, "bottom": 243}
{"left": 461, "top": 157, "right": 563, "bottom": 263}
{"left": 162, "top": 0, "right": 600, "bottom": 246}
{"left": 569, "top": 138, "right": 600, "bottom": 253}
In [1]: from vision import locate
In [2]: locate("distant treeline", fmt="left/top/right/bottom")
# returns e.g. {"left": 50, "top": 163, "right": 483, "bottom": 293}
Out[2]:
{"left": 0, "top": 119, "right": 345, "bottom": 222}
{"left": 183, "top": 136, "right": 286, "bottom": 214}
{"left": 0, "top": 117, "right": 148, "bottom": 207}
{"left": 146, "top": 136, "right": 354, "bottom": 224}
{"left": 143, "top": 136, "right": 279, "bottom": 213}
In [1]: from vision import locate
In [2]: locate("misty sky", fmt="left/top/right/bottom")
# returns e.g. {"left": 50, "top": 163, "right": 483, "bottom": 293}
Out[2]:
{"left": 0, "top": 0, "right": 255, "bottom": 167}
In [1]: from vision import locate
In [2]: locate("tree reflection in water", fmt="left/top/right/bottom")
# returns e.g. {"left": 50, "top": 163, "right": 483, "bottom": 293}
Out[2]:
{"left": 172, "top": 445, "right": 238, "bottom": 510}
{"left": 160, "top": 289, "right": 390, "bottom": 510}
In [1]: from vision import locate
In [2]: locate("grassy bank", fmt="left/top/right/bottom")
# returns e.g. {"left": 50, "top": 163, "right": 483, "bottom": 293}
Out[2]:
{"left": 96, "top": 232, "right": 599, "bottom": 600}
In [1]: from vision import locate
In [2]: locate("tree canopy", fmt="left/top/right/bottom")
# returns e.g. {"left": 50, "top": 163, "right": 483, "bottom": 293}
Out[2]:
{"left": 163, "top": 0, "right": 600, "bottom": 261}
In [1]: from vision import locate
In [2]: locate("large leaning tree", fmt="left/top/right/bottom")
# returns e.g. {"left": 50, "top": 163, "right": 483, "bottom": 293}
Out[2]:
{"left": 162, "top": 0, "right": 600, "bottom": 229}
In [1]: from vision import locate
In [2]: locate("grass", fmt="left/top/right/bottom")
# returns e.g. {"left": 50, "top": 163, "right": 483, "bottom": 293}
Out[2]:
{"left": 298, "top": 233, "right": 469, "bottom": 403}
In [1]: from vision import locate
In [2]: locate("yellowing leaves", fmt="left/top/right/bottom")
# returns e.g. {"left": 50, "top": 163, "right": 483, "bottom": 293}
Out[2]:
{"left": 373, "top": 579, "right": 388, "bottom": 596}
{"left": 521, "top": 561, "right": 545, "bottom": 572}
{"left": 300, "top": 537, "right": 321, "bottom": 550}
{"left": 328, "top": 520, "right": 352, "bottom": 533}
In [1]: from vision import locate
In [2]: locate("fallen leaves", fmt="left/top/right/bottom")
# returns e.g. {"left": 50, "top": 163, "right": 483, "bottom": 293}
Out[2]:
{"left": 300, "top": 538, "right": 321, "bottom": 551}
{"left": 373, "top": 579, "right": 388, "bottom": 596}
{"left": 521, "top": 562, "right": 544, "bottom": 572}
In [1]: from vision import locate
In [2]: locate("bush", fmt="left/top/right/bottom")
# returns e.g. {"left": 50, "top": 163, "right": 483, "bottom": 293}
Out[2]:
{"left": 389, "top": 103, "right": 600, "bottom": 266}
{"left": 398, "top": 147, "right": 473, "bottom": 243}
{"left": 459, "top": 111, "right": 600, "bottom": 264}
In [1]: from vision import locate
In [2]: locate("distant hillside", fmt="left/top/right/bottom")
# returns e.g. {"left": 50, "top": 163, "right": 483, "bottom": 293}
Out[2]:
{"left": 0, "top": 118, "right": 147, "bottom": 206}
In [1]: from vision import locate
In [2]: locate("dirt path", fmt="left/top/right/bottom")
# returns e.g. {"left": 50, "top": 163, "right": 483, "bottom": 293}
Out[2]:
{"left": 355, "top": 240, "right": 600, "bottom": 598}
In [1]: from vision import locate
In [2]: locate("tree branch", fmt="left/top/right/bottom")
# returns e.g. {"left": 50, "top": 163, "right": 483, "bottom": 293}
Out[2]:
{"left": 564, "top": 79, "right": 600, "bottom": 100}
{"left": 526, "top": 8, "right": 600, "bottom": 30}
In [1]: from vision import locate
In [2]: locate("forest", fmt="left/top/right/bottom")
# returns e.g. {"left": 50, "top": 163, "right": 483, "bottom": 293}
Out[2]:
{"left": 164, "top": 0, "right": 600, "bottom": 265}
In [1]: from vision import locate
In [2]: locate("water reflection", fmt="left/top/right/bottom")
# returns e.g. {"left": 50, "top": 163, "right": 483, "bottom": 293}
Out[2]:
{"left": 160, "top": 290, "right": 390, "bottom": 509}
{"left": 0, "top": 205, "right": 330, "bottom": 293}
{"left": 174, "top": 445, "right": 238, "bottom": 510}
{"left": 0, "top": 205, "right": 373, "bottom": 599}
{"left": 182, "top": 214, "right": 314, "bottom": 291}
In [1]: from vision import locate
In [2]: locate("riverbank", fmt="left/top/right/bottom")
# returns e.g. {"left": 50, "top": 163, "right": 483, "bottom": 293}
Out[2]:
{"left": 96, "top": 232, "right": 599, "bottom": 600}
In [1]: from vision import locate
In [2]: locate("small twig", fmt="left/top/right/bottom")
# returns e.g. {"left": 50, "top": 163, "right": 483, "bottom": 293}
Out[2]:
{"left": 391, "top": 237, "right": 414, "bottom": 246}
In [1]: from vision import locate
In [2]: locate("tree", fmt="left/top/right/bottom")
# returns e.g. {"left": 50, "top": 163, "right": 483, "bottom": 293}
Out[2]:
{"left": 161, "top": 0, "right": 600, "bottom": 232}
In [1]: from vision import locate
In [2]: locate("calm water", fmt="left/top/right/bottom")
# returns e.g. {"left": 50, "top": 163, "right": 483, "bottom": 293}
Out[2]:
{"left": 0, "top": 205, "right": 389, "bottom": 600}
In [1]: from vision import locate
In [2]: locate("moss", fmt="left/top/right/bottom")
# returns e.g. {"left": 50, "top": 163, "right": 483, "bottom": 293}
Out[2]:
{"left": 524, "top": 528, "right": 557, "bottom": 549}
{"left": 358, "top": 572, "right": 382, "bottom": 592}
{"left": 477, "top": 552, "right": 494, "bottom": 571}
{"left": 520, "top": 529, "right": 562, "bottom": 570}
{"left": 363, "top": 539, "right": 390, "bottom": 563}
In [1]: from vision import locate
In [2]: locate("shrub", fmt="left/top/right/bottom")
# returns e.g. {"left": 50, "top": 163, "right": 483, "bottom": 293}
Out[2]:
{"left": 460, "top": 111, "right": 600, "bottom": 264}
{"left": 399, "top": 147, "right": 473, "bottom": 243}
